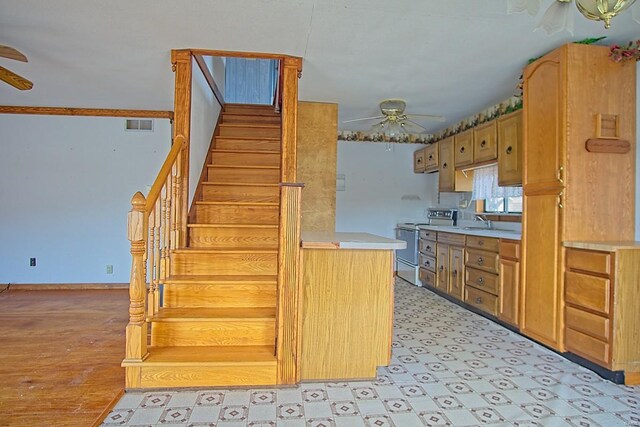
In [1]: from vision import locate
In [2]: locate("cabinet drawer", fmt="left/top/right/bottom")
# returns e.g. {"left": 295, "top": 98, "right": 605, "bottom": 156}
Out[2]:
{"left": 499, "top": 239, "right": 520, "bottom": 260}
{"left": 465, "top": 248, "right": 499, "bottom": 274}
{"left": 424, "top": 144, "right": 439, "bottom": 173}
{"left": 414, "top": 148, "right": 426, "bottom": 173}
{"left": 565, "top": 327, "right": 611, "bottom": 368}
{"left": 565, "top": 271, "right": 611, "bottom": 316}
{"left": 565, "top": 306, "right": 610, "bottom": 342}
{"left": 419, "top": 239, "right": 436, "bottom": 257}
{"left": 419, "top": 253, "right": 436, "bottom": 272}
{"left": 473, "top": 120, "right": 498, "bottom": 163}
{"left": 465, "top": 267, "right": 499, "bottom": 295}
{"left": 437, "top": 232, "right": 466, "bottom": 246}
{"left": 419, "top": 268, "right": 436, "bottom": 288}
{"left": 466, "top": 235, "right": 499, "bottom": 252}
{"left": 419, "top": 229, "right": 437, "bottom": 242}
{"left": 566, "top": 248, "right": 611, "bottom": 276}
{"left": 465, "top": 286, "right": 498, "bottom": 317}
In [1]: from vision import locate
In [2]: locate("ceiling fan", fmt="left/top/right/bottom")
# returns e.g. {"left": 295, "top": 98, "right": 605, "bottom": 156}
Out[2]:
{"left": 343, "top": 99, "right": 445, "bottom": 135}
{"left": 0, "top": 45, "right": 33, "bottom": 90}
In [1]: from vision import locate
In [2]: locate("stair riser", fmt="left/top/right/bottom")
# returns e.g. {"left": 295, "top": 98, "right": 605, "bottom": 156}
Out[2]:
{"left": 163, "top": 283, "right": 277, "bottom": 308}
{"left": 224, "top": 104, "right": 278, "bottom": 115}
{"left": 202, "top": 185, "right": 279, "bottom": 203}
{"left": 189, "top": 227, "right": 278, "bottom": 249}
{"left": 172, "top": 252, "right": 278, "bottom": 276}
{"left": 218, "top": 125, "right": 280, "bottom": 139}
{"left": 194, "top": 204, "right": 279, "bottom": 225}
{"left": 223, "top": 114, "right": 280, "bottom": 125}
{"left": 206, "top": 167, "right": 280, "bottom": 184}
{"left": 211, "top": 152, "right": 280, "bottom": 167}
{"left": 151, "top": 320, "right": 275, "bottom": 346}
{"left": 215, "top": 139, "right": 281, "bottom": 152}
{"left": 137, "top": 365, "right": 277, "bottom": 387}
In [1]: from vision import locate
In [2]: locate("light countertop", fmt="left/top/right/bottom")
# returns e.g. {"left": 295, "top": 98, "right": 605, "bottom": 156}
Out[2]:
{"left": 418, "top": 225, "right": 521, "bottom": 240}
{"left": 301, "top": 232, "right": 407, "bottom": 250}
{"left": 563, "top": 241, "right": 640, "bottom": 251}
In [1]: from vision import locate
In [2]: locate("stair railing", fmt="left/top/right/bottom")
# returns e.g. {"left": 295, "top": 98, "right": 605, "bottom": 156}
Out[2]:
{"left": 124, "top": 135, "right": 187, "bottom": 367}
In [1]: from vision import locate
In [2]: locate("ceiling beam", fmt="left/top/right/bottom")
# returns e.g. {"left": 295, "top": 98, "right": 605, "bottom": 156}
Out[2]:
{"left": 0, "top": 105, "right": 174, "bottom": 120}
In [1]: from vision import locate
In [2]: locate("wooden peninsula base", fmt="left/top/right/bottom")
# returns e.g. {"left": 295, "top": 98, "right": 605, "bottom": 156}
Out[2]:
{"left": 299, "top": 232, "right": 405, "bottom": 381}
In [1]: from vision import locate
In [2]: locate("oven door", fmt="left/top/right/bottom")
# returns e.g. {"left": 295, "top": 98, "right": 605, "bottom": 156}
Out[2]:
{"left": 395, "top": 227, "right": 418, "bottom": 265}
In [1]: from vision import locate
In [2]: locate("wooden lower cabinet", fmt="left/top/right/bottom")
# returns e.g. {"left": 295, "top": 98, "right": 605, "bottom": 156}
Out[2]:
{"left": 464, "top": 236, "right": 500, "bottom": 317}
{"left": 435, "top": 232, "right": 465, "bottom": 300}
{"left": 449, "top": 246, "right": 465, "bottom": 300}
{"left": 499, "top": 240, "right": 520, "bottom": 327}
{"left": 419, "top": 232, "right": 437, "bottom": 289}
{"left": 563, "top": 246, "right": 640, "bottom": 383}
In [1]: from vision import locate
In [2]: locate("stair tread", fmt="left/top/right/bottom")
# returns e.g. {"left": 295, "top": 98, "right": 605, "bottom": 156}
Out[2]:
{"left": 215, "top": 137, "right": 281, "bottom": 143}
{"left": 187, "top": 223, "right": 278, "bottom": 229}
{"left": 174, "top": 247, "right": 278, "bottom": 254}
{"left": 139, "top": 345, "right": 277, "bottom": 365}
{"left": 211, "top": 149, "right": 280, "bottom": 155}
{"left": 220, "top": 123, "right": 281, "bottom": 129}
{"left": 207, "top": 164, "right": 280, "bottom": 170}
{"left": 165, "top": 274, "right": 277, "bottom": 284}
{"left": 153, "top": 307, "right": 276, "bottom": 320}
{"left": 194, "top": 201, "right": 279, "bottom": 206}
{"left": 202, "top": 182, "right": 279, "bottom": 187}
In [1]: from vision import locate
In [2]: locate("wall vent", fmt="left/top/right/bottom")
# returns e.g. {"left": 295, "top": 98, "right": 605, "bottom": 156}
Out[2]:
{"left": 125, "top": 119, "right": 154, "bottom": 132}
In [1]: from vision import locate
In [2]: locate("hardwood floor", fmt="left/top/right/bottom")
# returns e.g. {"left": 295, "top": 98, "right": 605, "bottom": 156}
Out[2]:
{"left": 0, "top": 288, "right": 128, "bottom": 426}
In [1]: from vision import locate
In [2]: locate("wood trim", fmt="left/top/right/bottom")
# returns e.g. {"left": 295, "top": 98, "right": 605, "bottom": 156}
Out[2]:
{"left": 474, "top": 200, "right": 522, "bottom": 223}
{"left": 193, "top": 54, "right": 224, "bottom": 107}
{"left": 0, "top": 105, "right": 173, "bottom": 120}
{"left": 280, "top": 57, "right": 300, "bottom": 183}
{"left": 4, "top": 283, "right": 129, "bottom": 290}
{"left": 146, "top": 135, "right": 187, "bottom": 213}
{"left": 187, "top": 49, "right": 303, "bottom": 72}
{"left": 89, "top": 389, "right": 125, "bottom": 427}
{"left": 276, "top": 185, "right": 303, "bottom": 384}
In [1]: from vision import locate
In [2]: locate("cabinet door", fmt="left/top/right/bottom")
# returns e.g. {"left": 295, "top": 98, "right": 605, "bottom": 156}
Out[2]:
{"left": 436, "top": 244, "right": 449, "bottom": 292}
{"left": 474, "top": 121, "right": 498, "bottom": 163}
{"left": 454, "top": 129, "right": 474, "bottom": 167}
{"left": 438, "top": 137, "right": 454, "bottom": 192}
{"left": 413, "top": 148, "right": 426, "bottom": 173}
{"left": 523, "top": 53, "right": 564, "bottom": 189}
{"left": 497, "top": 111, "right": 522, "bottom": 186}
{"left": 521, "top": 193, "right": 563, "bottom": 350}
{"left": 448, "top": 246, "right": 465, "bottom": 300}
{"left": 424, "top": 143, "right": 439, "bottom": 173}
{"left": 499, "top": 258, "right": 520, "bottom": 327}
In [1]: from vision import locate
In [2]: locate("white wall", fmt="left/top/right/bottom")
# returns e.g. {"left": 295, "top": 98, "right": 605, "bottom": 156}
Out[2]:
{"left": 336, "top": 141, "right": 446, "bottom": 238}
{"left": 189, "top": 63, "right": 222, "bottom": 204}
{"left": 0, "top": 115, "right": 171, "bottom": 284}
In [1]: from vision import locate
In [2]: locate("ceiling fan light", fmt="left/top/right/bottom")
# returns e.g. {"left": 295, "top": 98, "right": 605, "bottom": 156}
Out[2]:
{"left": 536, "top": 0, "right": 575, "bottom": 34}
{"left": 575, "top": 0, "right": 636, "bottom": 28}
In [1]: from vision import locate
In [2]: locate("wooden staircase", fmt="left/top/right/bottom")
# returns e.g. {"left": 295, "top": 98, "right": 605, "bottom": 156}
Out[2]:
{"left": 124, "top": 104, "right": 284, "bottom": 388}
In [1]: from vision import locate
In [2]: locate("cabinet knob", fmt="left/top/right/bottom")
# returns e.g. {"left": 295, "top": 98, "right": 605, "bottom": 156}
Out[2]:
{"left": 460, "top": 146, "right": 465, "bottom": 153}
{"left": 478, "top": 240, "right": 484, "bottom": 246}
{"left": 426, "top": 245, "right": 431, "bottom": 251}
{"left": 425, "top": 260, "right": 431, "bottom": 267}
{"left": 480, "top": 140, "right": 486, "bottom": 148}
{"left": 428, "top": 154, "right": 433, "bottom": 160}
{"left": 439, "top": 266, "right": 444, "bottom": 272}
{"left": 506, "top": 146, "right": 513, "bottom": 155}
{"left": 443, "top": 162, "right": 448, "bottom": 169}
{"left": 475, "top": 297, "right": 483, "bottom": 304}
{"left": 417, "top": 158, "right": 423, "bottom": 164}
{"left": 453, "top": 269, "right": 457, "bottom": 276}
{"left": 477, "top": 256, "right": 484, "bottom": 265}
{"left": 557, "top": 192, "right": 564, "bottom": 209}
{"left": 557, "top": 165, "right": 564, "bottom": 184}
{"left": 477, "top": 277, "right": 484, "bottom": 285}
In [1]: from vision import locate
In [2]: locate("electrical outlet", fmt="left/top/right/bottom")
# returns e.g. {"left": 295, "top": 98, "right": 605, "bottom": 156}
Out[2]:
{"left": 29, "top": 257, "right": 36, "bottom": 267}
{"left": 106, "top": 265, "right": 113, "bottom": 274}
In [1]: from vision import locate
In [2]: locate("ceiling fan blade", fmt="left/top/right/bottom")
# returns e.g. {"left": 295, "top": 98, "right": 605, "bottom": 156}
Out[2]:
{"left": 403, "top": 119, "right": 428, "bottom": 132}
{"left": 0, "top": 45, "right": 28, "bottom": 62}
{"left": 342, "top": 115, "right": 385, "bottom": 124}
{"left": 0, "top": 66, "right": 33, "bottom": 90}
{"left": 405, "top": 114, "right": 446, "bottom": 122}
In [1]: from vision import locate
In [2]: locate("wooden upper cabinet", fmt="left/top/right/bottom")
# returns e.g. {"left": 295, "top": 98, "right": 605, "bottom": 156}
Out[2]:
{"left": 497, "top": 110, "right": 523, "bottom": 186}
{"left": 438, "top": 137, "right": 455, "bottom": 191}
{"left": 423, "top": 143, "right": 439, "bottom": 173}
{"left": 473, "top": 120, "right": 498, "bottom": 164}
{"left": 523, "top": 51, "right": 564, "bottom": 190}
{"left": 454, "top": 129, "right": 474, "bottom": 167}
{"left": 413, "top": 148, "right": 426, "bottom": 173}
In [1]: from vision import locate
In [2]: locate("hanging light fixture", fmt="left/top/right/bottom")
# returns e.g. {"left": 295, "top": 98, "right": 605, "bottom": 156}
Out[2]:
{"left": 575, "top": 0, "right": 636, "bottom": 28}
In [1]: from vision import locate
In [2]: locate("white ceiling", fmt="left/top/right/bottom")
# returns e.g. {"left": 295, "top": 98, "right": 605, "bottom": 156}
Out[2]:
{"left": 1, "top": 0, "right": 638, "bottom": 133}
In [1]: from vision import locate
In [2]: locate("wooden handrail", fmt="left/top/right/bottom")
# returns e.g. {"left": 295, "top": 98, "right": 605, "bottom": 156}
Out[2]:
{"left": 193, "top": 54, "right": 224, "bottom": 107}
{"left": 145, "top": 135, "right": 187, "bottom": 213}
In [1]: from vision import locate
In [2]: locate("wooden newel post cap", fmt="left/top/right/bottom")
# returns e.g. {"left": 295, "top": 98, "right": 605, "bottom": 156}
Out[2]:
{"left": 128, "top": 192, "right": 146, "bottom": 242}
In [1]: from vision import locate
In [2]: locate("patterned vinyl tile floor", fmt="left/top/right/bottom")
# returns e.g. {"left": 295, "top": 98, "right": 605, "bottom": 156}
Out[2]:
{"left": 103, "top": 279, "right": 640, "bottom": 426}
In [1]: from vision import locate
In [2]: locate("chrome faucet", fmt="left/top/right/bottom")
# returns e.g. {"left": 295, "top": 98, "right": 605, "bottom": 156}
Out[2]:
{"left": 474, "top": 214, "right": 493, "bottom": 229}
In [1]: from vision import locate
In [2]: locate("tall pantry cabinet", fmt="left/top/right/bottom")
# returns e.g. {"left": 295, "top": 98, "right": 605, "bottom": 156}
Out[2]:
{"left": 521, "top": 43, "right": 636, "bottom": 352}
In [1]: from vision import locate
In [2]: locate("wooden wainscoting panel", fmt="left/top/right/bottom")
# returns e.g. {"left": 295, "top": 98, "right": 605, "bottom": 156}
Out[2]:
{"left": 297, "top": 101, "right": 338, "bottom": 232}
{"left": 300, "top": 249, "right": 393, "bottom": 380}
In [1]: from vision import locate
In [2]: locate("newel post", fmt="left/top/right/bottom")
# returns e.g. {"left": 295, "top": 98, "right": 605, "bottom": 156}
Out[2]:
{"left": 125, "top": 192, "right": 148, "bottom": 366}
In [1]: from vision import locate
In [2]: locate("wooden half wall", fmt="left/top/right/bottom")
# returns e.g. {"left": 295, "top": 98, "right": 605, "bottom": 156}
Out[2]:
{"left": 297, "top": 101, "right": 338, "bottom": 233}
